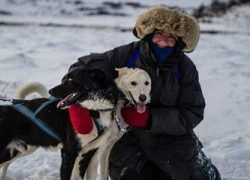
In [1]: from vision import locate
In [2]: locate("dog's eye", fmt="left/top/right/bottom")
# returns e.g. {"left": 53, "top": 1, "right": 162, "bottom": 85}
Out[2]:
{"left": 145, "top": 81, "right": 149, "bottom": 86}
{"left": 63, "top": 78, "right": 72, "bottom": 86}
{"left": 131, "top": 81, "right": 137, "bottom": 86}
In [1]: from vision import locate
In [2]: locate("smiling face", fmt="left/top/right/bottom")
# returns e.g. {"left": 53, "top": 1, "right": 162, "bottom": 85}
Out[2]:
{"left": 115, "top": 68, "right": 151, "bottom": 113}
{"left": 152, "top": 31, "right": 177, "bottom": 48}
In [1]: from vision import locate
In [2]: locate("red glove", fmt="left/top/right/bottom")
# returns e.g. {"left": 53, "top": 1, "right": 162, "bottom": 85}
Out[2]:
{"left": 68, "top": 105, "right": 93, "bottom": 134}
{"left": 121, "top": 106, "right": 149, "bottom": 127}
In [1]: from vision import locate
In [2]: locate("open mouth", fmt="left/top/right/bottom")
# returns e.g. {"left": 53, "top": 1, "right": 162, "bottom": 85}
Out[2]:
{"left": 128, "top": 91, "right": 147, "bottom": 113}
{"left": 57, "top": 92, "right": 80, "bottom": 109}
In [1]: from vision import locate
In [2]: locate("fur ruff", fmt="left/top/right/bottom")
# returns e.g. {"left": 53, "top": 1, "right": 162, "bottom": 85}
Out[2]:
{"left": 134, "top": 6, "right": 200, "bottom": 52}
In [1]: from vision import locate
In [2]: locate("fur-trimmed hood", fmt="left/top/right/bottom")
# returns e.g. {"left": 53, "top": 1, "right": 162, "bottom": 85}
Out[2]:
{"left": 133, "top": 6, "right": 200, "bottom": 52}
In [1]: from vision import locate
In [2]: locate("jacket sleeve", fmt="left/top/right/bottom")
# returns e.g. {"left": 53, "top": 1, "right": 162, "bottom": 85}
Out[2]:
{"left": 147, "top": 57, "right": 206, "bottom": 135}
{"left": 62, "top": 42, "right": 137, "bottom": 82}
{"left": 68, "top": 52, "right": 115, "bottom": 74}
{"left": 61, "top": 51, "right": 116, "bottom": 83}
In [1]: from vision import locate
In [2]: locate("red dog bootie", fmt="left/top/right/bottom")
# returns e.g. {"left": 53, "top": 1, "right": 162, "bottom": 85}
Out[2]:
{"left": 68, "top": 105, "right": 93, "bottom": 134}
{"left": 121, "top": 106, "right": 149, "bottom": 127}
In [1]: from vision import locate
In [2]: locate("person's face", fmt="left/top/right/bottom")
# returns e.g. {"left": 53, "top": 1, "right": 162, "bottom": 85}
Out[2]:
{"left": 152, "top": 31, "right": 177, "bottom": 48}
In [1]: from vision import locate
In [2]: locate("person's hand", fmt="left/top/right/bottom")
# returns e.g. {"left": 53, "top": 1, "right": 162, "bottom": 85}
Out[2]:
{"left": 121, "top": 106, "right": 149, "bottom": 127}
{"left": 68, "top": 105, "right": 93, "bottom": 134}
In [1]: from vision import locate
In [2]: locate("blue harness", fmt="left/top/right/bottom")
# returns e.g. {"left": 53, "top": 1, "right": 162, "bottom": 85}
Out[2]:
{"left": 127, "top": 47, "right": 180, "bottom": 81}
{"left": 12, "top": 98, "right": 62, "bottom": 142}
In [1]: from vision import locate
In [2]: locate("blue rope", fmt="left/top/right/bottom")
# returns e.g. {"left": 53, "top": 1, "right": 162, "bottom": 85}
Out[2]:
{"left": 13, "top": 98, "right": 62, "bottom": 142}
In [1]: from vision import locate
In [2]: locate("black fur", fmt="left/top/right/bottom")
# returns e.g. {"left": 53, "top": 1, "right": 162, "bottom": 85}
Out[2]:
{"left": 49, "top": 68, "right": 122, "bottom": 108}
{"left": 0, "top": 99, "right": 78, "bottom": 180}
{"left": 79, "top": 149, "right": 97, "bottom": 178}
{"left": 0, "top": 68, "right": 121, "bottom": 179}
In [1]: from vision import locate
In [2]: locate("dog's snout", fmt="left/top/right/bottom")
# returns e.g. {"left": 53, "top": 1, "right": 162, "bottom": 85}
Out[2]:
{"left": 139, "top": 94, "right": 147, "bottom": 103}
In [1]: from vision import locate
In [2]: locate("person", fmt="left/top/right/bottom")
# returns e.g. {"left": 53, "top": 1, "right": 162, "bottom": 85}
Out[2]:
{"left": 52, "top": 5, "right": 221, "bottom": 180}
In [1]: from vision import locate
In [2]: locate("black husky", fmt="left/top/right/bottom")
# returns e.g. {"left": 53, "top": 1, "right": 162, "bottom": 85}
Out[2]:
{"left": 0, "top": 68, "right": 120, "bottom": 180}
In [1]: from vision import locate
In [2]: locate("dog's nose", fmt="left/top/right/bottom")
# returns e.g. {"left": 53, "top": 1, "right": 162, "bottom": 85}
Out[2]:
{"left": 139, "top": 94, "right": 147, "bottom": 103}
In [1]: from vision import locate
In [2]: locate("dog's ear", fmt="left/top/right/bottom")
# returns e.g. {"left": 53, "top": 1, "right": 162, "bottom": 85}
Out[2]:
{"left": 115, "top": 67, "right": 129, "bottom": 77}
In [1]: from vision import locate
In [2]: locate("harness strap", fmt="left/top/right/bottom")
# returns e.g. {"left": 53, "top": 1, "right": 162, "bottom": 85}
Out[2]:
{"left": 92, "top": 118, "right": 104, "bottom": 136}
{"left": 13, "top": 98, "right": 62, "bottom": 142}
{"left": 34, "top": 98, "right": 58, "bottom": 116}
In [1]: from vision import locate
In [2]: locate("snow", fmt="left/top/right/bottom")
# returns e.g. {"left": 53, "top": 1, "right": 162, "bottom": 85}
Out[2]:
{"left": 0, "top": 0, "right": 250, "bottom": 179}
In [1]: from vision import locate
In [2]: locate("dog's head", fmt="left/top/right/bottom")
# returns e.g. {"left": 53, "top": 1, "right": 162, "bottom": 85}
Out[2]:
{"left": 115, "top": 67, "right": 151, "bottom": 113}
{"left": 49, "top": 68, "right": 121, "bottom": 110}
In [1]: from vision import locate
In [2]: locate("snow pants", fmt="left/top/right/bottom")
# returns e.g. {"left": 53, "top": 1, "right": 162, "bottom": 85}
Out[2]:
{"left": 109, "top": 129, "right": 221, "bottom": 180}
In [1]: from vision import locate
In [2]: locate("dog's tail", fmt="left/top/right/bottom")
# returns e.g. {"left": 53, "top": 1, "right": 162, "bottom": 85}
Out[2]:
{"left": 15, "top": 82, "right": 49, "bottom": 99}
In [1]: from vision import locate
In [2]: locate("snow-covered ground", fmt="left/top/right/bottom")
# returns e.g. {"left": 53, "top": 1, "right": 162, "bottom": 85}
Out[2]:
{"left": 0, "top": 0, "right": 250, "bottom": 179}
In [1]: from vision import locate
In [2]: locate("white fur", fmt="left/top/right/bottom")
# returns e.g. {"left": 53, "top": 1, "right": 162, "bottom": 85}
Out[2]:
{"left": 79, "top": 98, "right": 114, "bottom": 111}
{"left": 15, "top": 82, "right": 49, "bottom": 99}
{"left": 115, "top": 67, "right": 151, "bottom": 105}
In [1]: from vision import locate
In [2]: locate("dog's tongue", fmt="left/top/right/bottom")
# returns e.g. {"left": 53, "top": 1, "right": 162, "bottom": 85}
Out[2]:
{"left": 136, "top": 103, "right": 146, "bottom": 113}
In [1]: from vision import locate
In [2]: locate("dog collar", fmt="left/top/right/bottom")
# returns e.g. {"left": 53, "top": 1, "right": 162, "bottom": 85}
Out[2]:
{"left": 114, "top": 110, "right": 131, "bottom": 133}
